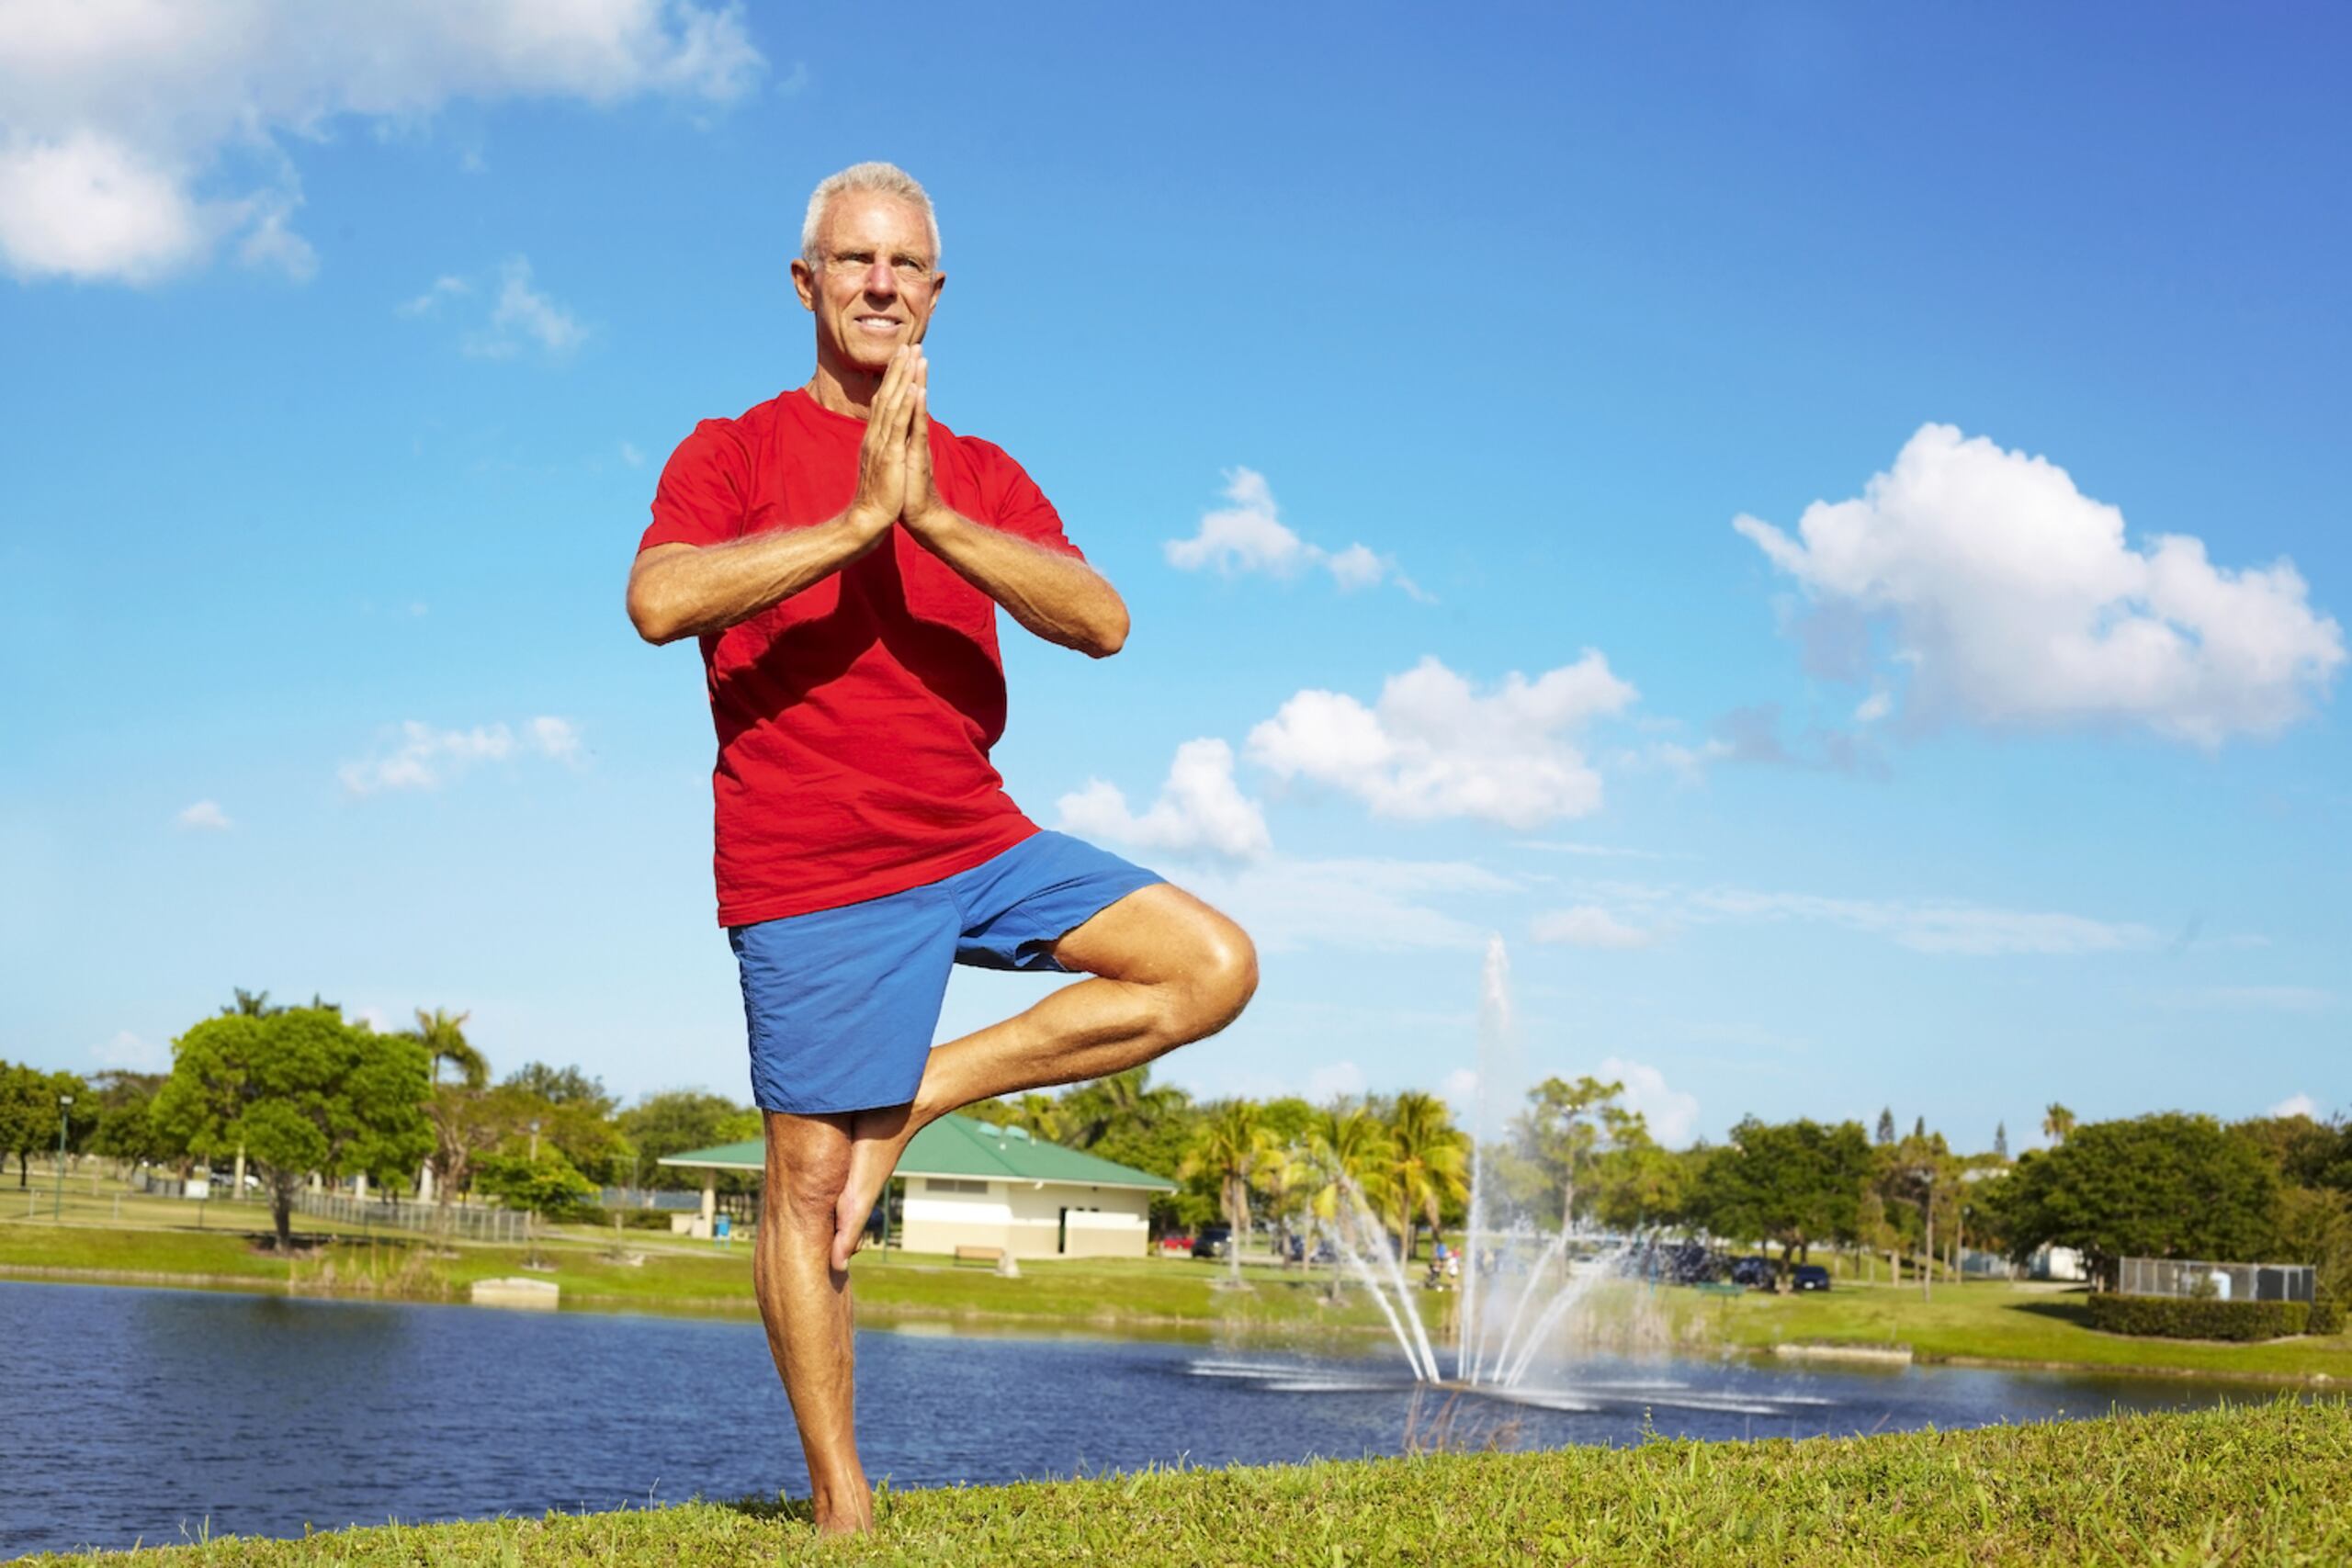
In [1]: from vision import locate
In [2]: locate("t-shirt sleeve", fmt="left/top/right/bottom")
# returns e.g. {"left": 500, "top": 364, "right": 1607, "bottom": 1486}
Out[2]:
{"left": 639, "top": 421, "right": 750, "bottom": 553}
{"left": 969, "top": 438, "right": 1085, "bottom": 561}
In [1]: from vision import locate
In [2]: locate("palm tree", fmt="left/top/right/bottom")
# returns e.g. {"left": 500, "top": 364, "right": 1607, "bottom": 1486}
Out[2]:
{"left": 1182, "top": 1100, "right": 1267, "bottom": 1288}
{"left": 1387, "top": 1090, "right": 1469, "bottom": 1260}
{"left": 1255, "top": 1138, "right": 1314, "bottom": 1266}
{"left": 412, "top": 1008, "right": 485, "bottom": 1089}
{"left": 1308, "top": 1105, "right": 1395, "bottom": 1225}
{"left": 2041, "top": 1103, "right": 2076, "bottom": 1145}
{"left": 406, "top": 1008, "right": 490, "bottom": 1222}
{"left": 1010, "top": 1092, "right": 1065, "bottom": 1143}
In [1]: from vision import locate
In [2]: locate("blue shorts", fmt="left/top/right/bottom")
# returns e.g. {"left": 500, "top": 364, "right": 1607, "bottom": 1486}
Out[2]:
{"left": 729, "top": 830, "right": 1164, "bottom": 1115}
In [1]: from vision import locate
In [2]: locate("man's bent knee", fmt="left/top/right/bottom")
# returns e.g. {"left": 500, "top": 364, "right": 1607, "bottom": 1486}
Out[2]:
{"left": 763, "top": 1111, "right": 852, "bottom": 1235}
{"left": 1170, "top": 910, "right": 1259, "bottom": 1043}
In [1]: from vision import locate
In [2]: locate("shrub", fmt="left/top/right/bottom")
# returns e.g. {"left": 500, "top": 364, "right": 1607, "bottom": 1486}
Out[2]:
{"left": 2308, "top": 1299, "right": 2344, "bottom": 1337}
{"left": 567, "top": 1205, "right": 679, "bottom": 1231}
{"left": 2086, "top": 1293, "right": 2310, "bottom": 1341}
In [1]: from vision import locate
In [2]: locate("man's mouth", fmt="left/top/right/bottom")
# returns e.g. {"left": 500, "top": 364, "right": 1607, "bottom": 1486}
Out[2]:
{"left": 854, "top": 314, "right": 901, "bottom": 332}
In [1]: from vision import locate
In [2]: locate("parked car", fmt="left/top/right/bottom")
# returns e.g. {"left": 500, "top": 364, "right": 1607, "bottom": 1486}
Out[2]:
{"left": 1728, "top": 1255, "right": 1779, "bottom": 1290}
{"left": 1792, "top": 1264, "right": 1832, "bottom": 1292}
{"left": 1191, "top": 1224, "right": 1234, "bottom": 1259}
{"left": 1283, "top": 1234, "right": 1340, "bottom": 1265}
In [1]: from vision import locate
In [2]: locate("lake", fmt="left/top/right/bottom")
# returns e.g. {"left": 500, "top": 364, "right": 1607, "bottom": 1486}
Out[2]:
{"left": 0, "top": 1280, "right": 2302, "bottom": 1557}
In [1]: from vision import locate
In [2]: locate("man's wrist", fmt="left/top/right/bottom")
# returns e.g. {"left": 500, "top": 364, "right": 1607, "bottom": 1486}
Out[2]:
{"left": 843, "top": 502, "right": 896, "bottom": 540}
{"left": 901, "top": 500, "right": 962, "bottom": 544}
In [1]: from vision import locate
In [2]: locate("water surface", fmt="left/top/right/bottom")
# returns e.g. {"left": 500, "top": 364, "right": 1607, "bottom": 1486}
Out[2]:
{"left": 0, "top": 1280, "right": 2305, "bottom": 1557}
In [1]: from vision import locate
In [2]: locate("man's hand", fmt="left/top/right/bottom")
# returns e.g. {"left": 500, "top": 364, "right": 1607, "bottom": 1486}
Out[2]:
{"left": 900, "top": 352, "right": 944, "bottom": 536}
{"left": 850, "top": 347, "right": 920, "bottom": 533}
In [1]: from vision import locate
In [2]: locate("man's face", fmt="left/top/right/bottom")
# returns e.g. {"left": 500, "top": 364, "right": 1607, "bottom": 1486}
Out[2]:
{"left": 791, "top": 189, "right": 945, "bottom": 375}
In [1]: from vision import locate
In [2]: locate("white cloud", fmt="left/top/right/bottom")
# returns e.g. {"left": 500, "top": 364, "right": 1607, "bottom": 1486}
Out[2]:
{"left": 1248, "top": 654, "right": 1636, "bottom": 829}
{"left": 0, "top": 1, "right": 763, "bottom": 285}
{"left": 1179, "top": 856, "right": 1514, "bottom": 954}
{"left": 339, "top": 715, "right": 581, "bottom": 795}
{"left": 89, "top": 1029, "right": 167, "bottom": 1071}
{"left": 1164, "top": 468, "right": 1419, "bottom": 596}
{"left": 1529, "top": 905, "right": 1656, "bottom": 950}
{"left": 1057, "top": 738, "right": 1271, "bottom": 862}
{"left": 1853, "top": 691, "right": 1893, "bottom": 725}
{"left": 528, "top": 715, "right": 585, "bottom": 765}
{"left": 1736, "top": 423, "right": 2345, "bottom": 747}
{"left": 2267, "top": 1093, "right": 2320, "bottom": 1121}
{"left": 1556, "top": 879, "right": 2155, "bottom": 957}
{"left": 1597, "top": 1055, "right": 1699, "bottom": 1146}
{"left": 175, "top": 799, "right": 232, "bottom": 831}
{"left": 1308, "top": 1060, "right": 1369, "bottom": 1101}
{"left": 398, "top": 274, "right": 469, "bottom": 316}
{"left": 458, "top": 255, "right": 588, "bottom": 359}
{"left": 618, "top": 440, "right": 646, "bottom": 468}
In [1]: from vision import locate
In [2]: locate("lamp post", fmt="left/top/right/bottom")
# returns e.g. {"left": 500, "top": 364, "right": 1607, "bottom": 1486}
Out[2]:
{"left": 54, "top": 1094, "right": 74, "bottom": 1220}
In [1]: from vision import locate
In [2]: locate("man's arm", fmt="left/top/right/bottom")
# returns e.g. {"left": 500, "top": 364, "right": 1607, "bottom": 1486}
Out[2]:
{"left": 899, "top": 367, "right": 1130, "bottom": 659}
{"left": 625, "top": 350, "right": 920, "bottom": 646}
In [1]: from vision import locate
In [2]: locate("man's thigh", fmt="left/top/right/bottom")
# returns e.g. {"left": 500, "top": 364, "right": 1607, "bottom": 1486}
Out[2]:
{"left": 1047, "top": 881, "right": 1250, "bottom": 985}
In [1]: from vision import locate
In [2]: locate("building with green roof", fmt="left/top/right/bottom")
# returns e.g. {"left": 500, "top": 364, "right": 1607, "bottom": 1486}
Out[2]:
{"left": 658, "top": 1113, "right": 1178, "bottom": 1259}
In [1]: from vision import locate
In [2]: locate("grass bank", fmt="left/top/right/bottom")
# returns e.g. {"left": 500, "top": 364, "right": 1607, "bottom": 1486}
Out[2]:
{"left": 0, "top": 1219, "right": 1407, "bottom": 1335}
{"left": 17, "top": 1398, "right": 2350, "bottom": 1565}
{"left": 1701, "top": 1278, "right": 2352, "bottom": 1382}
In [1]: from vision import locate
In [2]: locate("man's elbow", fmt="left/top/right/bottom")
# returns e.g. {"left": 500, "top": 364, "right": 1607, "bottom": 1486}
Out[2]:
{"left": 626, "top": 580, "right": 682, "bottom": 646}
{"left": 1086, "top": 603, "right": 1130, "bottom": 659}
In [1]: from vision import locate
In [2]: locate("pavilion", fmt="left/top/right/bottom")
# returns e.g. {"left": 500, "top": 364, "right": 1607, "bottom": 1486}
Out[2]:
{"left": 658, "top": 1113, "right": 1178, "bottom": 1259}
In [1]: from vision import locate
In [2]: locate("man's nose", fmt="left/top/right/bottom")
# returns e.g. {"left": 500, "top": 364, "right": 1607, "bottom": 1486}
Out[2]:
{"left": 860, "top": 260, "right": 899, "bottom": 298}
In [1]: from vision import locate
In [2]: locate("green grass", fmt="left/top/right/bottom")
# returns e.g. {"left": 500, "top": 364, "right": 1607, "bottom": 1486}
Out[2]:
{"left": 1702, "top": 1279, "right": 2352, "bottom": 1381}
{"left": 16, "top": 1398, "right": 2350, "bottom": 1565}
{"left": 0, "top": 1217, "right": 1409, "bottom": 1336}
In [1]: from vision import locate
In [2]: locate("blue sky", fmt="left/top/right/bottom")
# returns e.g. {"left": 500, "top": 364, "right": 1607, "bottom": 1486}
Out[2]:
{"left": 4, "top": 3, "right": 2346, "bottom": 1152}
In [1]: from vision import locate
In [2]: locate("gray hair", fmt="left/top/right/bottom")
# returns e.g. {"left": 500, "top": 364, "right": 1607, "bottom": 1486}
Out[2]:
{"left": 799, "top": 162, "right": 941, "bottom": 267}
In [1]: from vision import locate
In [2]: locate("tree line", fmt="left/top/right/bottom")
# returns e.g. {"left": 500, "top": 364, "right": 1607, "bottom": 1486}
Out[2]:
{"left": 13, "top": 996, "right": 2346, "bottom": 1299}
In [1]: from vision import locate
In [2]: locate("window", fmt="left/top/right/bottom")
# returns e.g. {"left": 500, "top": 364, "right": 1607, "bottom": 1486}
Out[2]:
{"left": 924, "top": 1178, "right": 987, "bottom": 1194}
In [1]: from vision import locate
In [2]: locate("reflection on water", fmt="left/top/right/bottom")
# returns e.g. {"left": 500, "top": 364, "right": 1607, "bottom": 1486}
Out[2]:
{"left": 0, "top": 1280, "right": 2308, "bottom": 1558}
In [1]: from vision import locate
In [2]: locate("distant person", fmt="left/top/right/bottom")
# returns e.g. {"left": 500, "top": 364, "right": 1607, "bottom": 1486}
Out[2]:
{"left": 627, "top": 162, "right": 1257, "bottom": 1536}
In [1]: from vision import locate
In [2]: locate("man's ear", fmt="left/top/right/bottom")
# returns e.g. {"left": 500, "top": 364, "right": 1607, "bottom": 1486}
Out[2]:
{"left": 789, "top": 257, "right": 818, "bottom": 311}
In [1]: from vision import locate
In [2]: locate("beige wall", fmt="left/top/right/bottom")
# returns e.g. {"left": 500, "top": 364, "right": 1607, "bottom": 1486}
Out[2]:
{"left": 897, "top": 1179, "right": 1159, "bottom": 1260}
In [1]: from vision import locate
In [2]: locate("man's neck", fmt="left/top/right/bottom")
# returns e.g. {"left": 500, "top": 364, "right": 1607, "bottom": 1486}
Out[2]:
{"left": 804, "top": 357, "right": 880, "bottom": 421}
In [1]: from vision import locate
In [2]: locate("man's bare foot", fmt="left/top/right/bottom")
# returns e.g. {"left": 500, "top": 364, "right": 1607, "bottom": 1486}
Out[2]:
{"left": 831, "top": 1102, "right": 919, "bottom": 1271}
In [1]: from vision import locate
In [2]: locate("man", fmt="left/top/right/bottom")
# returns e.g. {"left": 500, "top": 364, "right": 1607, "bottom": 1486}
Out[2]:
{"left": 626, "top": 162, "right": 1257, "bottom": 1535}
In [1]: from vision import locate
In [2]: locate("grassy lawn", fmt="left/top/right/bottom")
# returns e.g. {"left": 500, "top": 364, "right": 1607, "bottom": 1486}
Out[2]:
{"left": 17, "top": 1398, "right": 2350, "bottom": 1565}
{"left": 0, "top": 1215, "right": 1410, "bottom": 1335}
{"left": 1701, "top": 1277, "right": 2352, "bottom": 1380}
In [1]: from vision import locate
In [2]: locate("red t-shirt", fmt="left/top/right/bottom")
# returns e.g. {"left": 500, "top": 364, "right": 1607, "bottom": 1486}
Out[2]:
{"left": 639, "top": 388, "right": 1082, "bottom": 927}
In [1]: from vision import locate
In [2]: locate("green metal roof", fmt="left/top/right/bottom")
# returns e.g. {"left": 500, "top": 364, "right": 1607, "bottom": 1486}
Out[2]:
{"left": 657, "top": 1112, "right": 1177, "bottom": 1192}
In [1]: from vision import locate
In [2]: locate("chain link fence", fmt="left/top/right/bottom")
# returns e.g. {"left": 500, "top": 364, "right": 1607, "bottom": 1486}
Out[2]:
{"left": 2119, "top": 1257, "right": 2313, "bottom": 1303}
{"left": 290, "top": 1190, "right": 529, "bottom": 1243}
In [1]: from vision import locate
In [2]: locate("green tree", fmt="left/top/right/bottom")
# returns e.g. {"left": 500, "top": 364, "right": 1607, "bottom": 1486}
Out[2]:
{"left": 0, "top": 1064, "right": 87, "bottom": 1188}
{"left": 615, "top": 1090, "right": 758, "bottom": 1189}
{"left": 474, "top": 1148, "right": 598, "bottom": 1219}
{"left": 1587, "top": 1106, "right": 1690, "bottom": 1232}
{"left": 1993, "top": 1112, "right": 2280, "bottom": 1290}
{"left": 1694, "top": 1117, "right": 1874, "bottom": 1271}
{"left": 85, "top": 1070, "right": 181, "bottom": 1168}
{"left": 500, "top": 1062, "right": 616, "bottom": 1116}
{"left": 1513, "top": 1075, "right": 1623, "bottom": 1229}
{"left": 152, "top": 1006, "right": 432, "bottom": 1249}
{"left": 1994, "top": 1121, "right": 2009, "bottom": 1161}
{"left": 1307, "top": 1103, "right": 1395, "bottom": 1224}
{"left": 1882, "top": 1126, "right": 1958, "bottom": 1299}
{"left": 1182, "top": 1100, "right": 1268, "bottom": 1284}
{"left": 2042, "top": 1103, "right": 2076, "bottom": 1145}
{"left": 409, "top": 1008, "right": 485, "bottom": 1089}
{"left": 1875, "top": 1108, "right": 1896, "bottom": 1145}
{"left": 1387, "top": 1090, "right": 1469, "bottom": 1258}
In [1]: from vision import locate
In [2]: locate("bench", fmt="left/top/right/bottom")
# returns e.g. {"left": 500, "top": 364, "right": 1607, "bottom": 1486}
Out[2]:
{"left": 955, "top": 1245, "right": 1004, "bottom": 1267}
